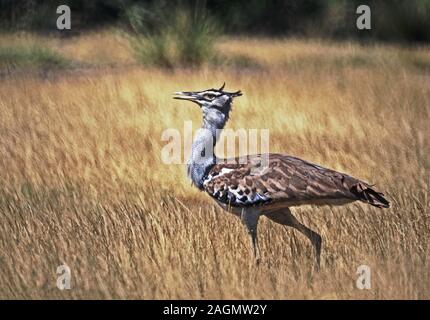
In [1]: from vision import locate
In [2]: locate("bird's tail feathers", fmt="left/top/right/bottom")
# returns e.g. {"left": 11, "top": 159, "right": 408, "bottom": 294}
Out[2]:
{"left": 350, "top": 182, "right": 390, "bottom": 208}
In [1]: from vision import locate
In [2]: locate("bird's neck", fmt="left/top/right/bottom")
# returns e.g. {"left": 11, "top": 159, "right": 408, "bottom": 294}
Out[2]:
{"left": 187, "top": 110, "right": 229, "bottom": 189}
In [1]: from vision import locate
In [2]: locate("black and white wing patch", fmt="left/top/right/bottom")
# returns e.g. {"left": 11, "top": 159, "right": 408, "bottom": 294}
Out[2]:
{"left": 203, "top": 166, "right": 272, "bottom": 207}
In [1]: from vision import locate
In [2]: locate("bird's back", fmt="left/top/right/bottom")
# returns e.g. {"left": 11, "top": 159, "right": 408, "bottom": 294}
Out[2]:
{"left": 203, "top": 153, "right": 389, "bottom": 210}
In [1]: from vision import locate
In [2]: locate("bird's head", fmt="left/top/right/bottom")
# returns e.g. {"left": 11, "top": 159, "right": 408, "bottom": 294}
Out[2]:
{"left": 173, "top": 83, "right": 242, "bottom": 118}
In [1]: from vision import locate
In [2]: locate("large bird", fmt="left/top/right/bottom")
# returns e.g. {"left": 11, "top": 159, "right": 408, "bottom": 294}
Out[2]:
{"left": 173, "top": 84, "right": 389, "bottom": 268}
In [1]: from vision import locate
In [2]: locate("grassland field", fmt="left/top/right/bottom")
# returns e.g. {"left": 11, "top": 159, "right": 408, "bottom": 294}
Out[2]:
{"left": 0, "top": 30, "right": 429, "bottom": 299}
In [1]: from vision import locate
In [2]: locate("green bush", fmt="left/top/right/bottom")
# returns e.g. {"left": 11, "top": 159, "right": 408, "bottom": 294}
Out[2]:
{"left": 125, "top": 5, "right": 218, "bottom": 68}
{"left": 0, "top": 44, "right": 70, "bottom": 69}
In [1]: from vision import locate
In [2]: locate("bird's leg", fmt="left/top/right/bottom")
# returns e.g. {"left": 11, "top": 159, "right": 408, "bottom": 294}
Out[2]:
{"left": 265, "top": 209, "right": 322, "bottom": 270}
{"left": 289, "top": 217, "right": 322, "bottom": 270}
{"left": 241, "top": 208, "right": 261, "bottom": 265}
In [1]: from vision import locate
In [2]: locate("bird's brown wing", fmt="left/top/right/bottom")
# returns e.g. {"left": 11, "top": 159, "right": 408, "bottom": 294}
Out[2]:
{"left": 203, "top": 153, "right": 389, "bottom": 208}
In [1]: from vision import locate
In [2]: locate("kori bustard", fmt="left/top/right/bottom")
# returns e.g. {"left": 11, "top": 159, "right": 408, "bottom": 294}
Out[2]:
{"left": 173, "top": 84, "right": 389, "bottom": 268}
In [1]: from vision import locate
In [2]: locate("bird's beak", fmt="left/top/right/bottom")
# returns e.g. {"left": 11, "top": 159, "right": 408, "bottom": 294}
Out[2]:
{"left": 229, "top": 90, "right": 243, "bottom": 98}
{"left": 173, "top": 91, "right": 198, "bottom": 101}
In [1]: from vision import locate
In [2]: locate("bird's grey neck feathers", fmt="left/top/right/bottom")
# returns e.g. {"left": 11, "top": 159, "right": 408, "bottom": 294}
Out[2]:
{"left": 188, "top": 107, "right": 231, "bottom": 189}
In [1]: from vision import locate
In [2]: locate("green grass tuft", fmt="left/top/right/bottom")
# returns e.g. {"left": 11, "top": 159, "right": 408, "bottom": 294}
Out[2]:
{"left": 0, "top": 44, "right": 70, "bottom": 69}
{"left": 125, "top": 6, "right": 218, "bottom": 68}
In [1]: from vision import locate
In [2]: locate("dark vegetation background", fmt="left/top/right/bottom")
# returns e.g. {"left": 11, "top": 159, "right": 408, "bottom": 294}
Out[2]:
{"left": 1, "top": 0, "right": 430, "bottom": 43}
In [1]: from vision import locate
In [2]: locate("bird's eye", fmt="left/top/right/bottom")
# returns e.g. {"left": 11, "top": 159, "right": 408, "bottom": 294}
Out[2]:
{"left": 204, "top": 94, "right": 216, "bottom": 100}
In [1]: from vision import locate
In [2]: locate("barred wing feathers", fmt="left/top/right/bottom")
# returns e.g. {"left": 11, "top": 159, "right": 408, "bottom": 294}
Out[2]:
{"left": 203, "top": 154, "right": 389, "bottom": 209}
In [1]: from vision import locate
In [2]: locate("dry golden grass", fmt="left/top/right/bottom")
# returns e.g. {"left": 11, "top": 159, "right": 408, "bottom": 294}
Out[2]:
{"left": 0, "top": 33, "right": 429, "bottom": 299}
